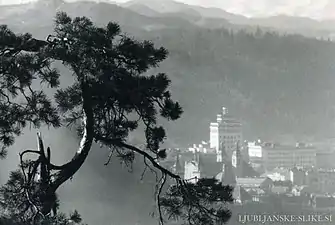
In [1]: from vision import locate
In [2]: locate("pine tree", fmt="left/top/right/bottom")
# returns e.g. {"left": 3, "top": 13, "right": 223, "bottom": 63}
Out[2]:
{"left": 0, "top": 170, "right": 86, "bottom": 225}
{"left": 0, "top": 12, "right": 234, "bottom": 224}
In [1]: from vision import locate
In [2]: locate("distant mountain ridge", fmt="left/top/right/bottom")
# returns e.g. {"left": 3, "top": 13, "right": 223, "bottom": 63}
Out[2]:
{"left": 1, "top": 0, "right": 335, "bottom": 144}
{"left": 2, "top": 0, "right": 335, "bottom": 38}
{"left": 122, "top": 0, "right": 335, "bottom": 39}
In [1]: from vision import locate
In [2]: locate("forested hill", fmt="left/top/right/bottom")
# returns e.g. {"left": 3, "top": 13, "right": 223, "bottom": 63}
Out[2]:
{"left": 141, "top": 29, "right": 335, "bottom": 144}
{"left": 2, "top": 0, "right": 335, "bottom": 144}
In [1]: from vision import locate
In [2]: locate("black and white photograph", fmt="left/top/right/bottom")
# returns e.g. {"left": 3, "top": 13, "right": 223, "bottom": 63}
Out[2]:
{"left": 1, "top": 0, "right": 335, "bottom": 224}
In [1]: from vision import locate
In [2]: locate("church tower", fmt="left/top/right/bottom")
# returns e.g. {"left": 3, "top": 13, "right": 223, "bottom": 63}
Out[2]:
{"left": 174, "top": 152, "right": 184, "bottom": 177}
{"left": 235, "top": 141, "right": 243, "bottom": 178}
{"left": 221, "top": 142, "right": 236, "bottom": 186}
{"left": 242, "top": 140, "right": 250, "bottom": 163}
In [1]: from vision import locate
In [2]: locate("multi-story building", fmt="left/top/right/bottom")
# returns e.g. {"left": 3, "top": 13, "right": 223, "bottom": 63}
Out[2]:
{"left": 248, "top": 141, "right": 263, "bottom": 158}
{"left": 306, "top": 169, "right": 335, "bottom": 194}
{"left": 234, "top": 177, "right": 273, "bottom": 203}
{"left": 247, "top": 141, "right": 264, "bottom": 170}
{"left": 289, "top": 167, "right": 335, "bottom": 194}
{"left": 209, "top": 107, "right": 243, "bottom": 162}
{"left": 291, "top": 167, "right": 309, "bottom": 186}
{"left": 262, "top": 143, "right": 317, "bottom": 170}
{"left": 209, "top": 122, "right": 219, "bottom": 151}
{"left": 316, "top": 150, "right": 335, "bottom": 169}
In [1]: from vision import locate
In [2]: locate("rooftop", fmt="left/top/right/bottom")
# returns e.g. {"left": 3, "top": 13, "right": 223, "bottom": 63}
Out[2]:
{"left": 220, "top": 116, "right": 242, "bottom": 124}
{"left": 211, "top": 107, "right": 242, "bottom": 125}
{"left": 236, "top": 177, "right": 271, "bottom": 187}
{"left": 291, "top": 167, "right": 335, "bottom": 173}
{"left": 266, "top": 167, "right": 291, "bottom": 173}
{"left": 317, "top": 168, "right": 335, "bottom": 173}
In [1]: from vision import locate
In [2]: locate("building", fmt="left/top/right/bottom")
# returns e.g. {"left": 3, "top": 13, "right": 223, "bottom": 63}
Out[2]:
{"left": 317, "top": 169, "right": 335, "bottom": 194}
{"left": 183, "top": 140, "right": 259, "bottom": 191}
{"left": 209, "top": 107, "right": 243, "bottom": 162}
{"left": 271, "top": 186, "right": 290, "bottom": 194}
{"left": 261, "top": 168, "right": 293, "bottom": 182}
{"left": 182, "top": 151, "right": 222, "bottom": 183}
{"left": 236, "top": 177, "right": 273, "bottom": 192}
{"left": 289, "top": 167, "right": 335, "bottom": 194}
{"left": 188, "top": 142, "right": 216, "bottom": 154}
{"left": 291, "top": 167, "right": 309, "bottom": 186}
{"left": 248, "top": 141, "right": 263, "bottom": 158}
{"left": 316, "top": 150, "right": 335, "bottom": 169}
{"left": 262, "top": 143, "right": 317, "bottom": 170}
{"left": 173, "top": 152, "right": 184, "bottom": 178}
{"left": 215, "top": 143, "right": 263, "bottom": 203}
{"left": 184, "top": 160, "right": 200, "bottom": 183}
{"left": 209, "top": 122, "right": 219, "bottom": 152}
{"left": 235, "top": 177, "right": 274, "bottom": 202}
{"left": 306, "top": 169, "right": 335, "bottom": 194}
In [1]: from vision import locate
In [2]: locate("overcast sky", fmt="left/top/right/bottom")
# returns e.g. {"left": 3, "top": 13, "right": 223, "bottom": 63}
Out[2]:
{"left": 0, "top": 0, "right": 334, "bottom": 19}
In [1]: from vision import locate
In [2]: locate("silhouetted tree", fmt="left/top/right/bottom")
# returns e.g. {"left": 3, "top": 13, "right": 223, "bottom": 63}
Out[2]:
{"left": 160, "top": 178, "right": 233, "bottom": 225}
{"left": 0, "top": 12, "right": 233, "bottom": 225}
{"left": 0, "top": 134, "right": 88, "bottom": 225}
{"left": 0, "top": 170, "right": 85, "bottom": 225}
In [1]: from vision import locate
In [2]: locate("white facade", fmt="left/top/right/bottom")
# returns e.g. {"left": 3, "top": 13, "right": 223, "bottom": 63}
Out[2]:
{"left": 209, "top": 122, "right": 219, "bottom": 151}
{"left": 261, "top": 171, "right": 293, "bottom": 182}
{"left": 189, "top": 143, "right": 215, "bottom": 154}
{"left": 248, "top": 142, "right": 262, "bottom": 158}
{"left": 266, "top": 172, "right": 285, "bottom": 181}
{"left": 184, "top": 161, "right": 200, "bottom": 183}
{"left": 232, "top": 151, "right": 237, "bottom": 167}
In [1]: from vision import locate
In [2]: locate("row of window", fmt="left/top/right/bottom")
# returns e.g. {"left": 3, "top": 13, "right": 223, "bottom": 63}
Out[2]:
{"left": 222, "top": 136, "right": 240, "bottom": 139}
{"left": 267, "top": 160, "right": 315, "bottom": 164}
{"left": 266, "top": 154, "right": 315, "bottom": 158}
{"left": 267, "top": 159, "right": 315, "bottom": 163}
{"left": 267, "top": 161, "right": 316, "bottom": 165}
{"left": 267, "top": 155, "right": 316, "bottom": 160}
{"left": 268, "top": 162, "right": 315, "bottom": 166}
{"left": 219, "top": 129, "right": 242, "bottom": 133}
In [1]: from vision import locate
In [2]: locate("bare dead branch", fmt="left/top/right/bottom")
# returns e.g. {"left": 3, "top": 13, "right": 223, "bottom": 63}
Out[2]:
{"left": 96, "top": 136, "right": 180, "bottom": 180}
{"left": 104, "top": 146, "right": 116, "bottom": 166}
{"left": 157, "top": 173, "right": 167, "bottom": 225}
{"left": 19, "top": 151, "right": 45, "bottom": 222}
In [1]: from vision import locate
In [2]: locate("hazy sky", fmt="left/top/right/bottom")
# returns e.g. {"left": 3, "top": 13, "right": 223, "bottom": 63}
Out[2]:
{"left": 0, "top": 0, "right": 334, "bottom": 20}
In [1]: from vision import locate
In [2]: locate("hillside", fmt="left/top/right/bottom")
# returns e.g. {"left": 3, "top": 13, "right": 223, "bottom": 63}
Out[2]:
{"left": 140, "top": 28, "right": 335, "bottom": 143}
{"left": 1, "top": 0, "right": 335, "bottom": 144}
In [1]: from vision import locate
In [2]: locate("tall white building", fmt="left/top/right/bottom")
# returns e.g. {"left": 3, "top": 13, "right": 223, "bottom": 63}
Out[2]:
{"left": 209, "top": 107, "right": 243, "bottom": 162}
{"left": 209, "top": 122, "right": 219, "bottom": 151}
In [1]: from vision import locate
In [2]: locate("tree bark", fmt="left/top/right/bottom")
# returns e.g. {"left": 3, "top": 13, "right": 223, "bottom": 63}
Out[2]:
{"left": 41, "top": 85, "right": 94, "bottom": 215}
